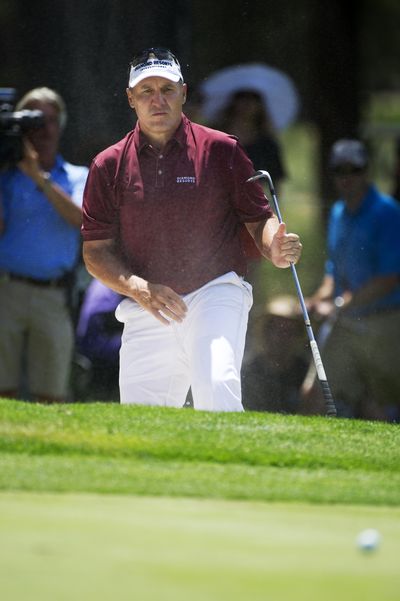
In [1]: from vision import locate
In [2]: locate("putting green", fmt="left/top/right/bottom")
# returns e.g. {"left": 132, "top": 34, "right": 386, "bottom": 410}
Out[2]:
{"left": 1, "top": 492, "right": 399, "bottom": 601}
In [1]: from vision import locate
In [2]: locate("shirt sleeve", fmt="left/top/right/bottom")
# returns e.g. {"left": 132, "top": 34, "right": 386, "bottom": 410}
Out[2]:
{"left": 81, "top": 158, "right": 119, "bottom": 241}
{"left": 71, "top": 166, "right": 89, "bottom": 207}
{"left": 230, "top": 140, "right": 274, "bottom": 223}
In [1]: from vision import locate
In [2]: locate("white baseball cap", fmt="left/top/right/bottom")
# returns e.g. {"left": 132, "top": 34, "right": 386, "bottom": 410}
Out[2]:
{"left": 128, "top": 49, "right": 183, "bottom": 89}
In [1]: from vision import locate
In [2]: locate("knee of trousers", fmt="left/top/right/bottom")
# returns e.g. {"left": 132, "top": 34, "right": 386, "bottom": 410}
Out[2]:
{"left": 192, "top": 371, "right": 244, "bottom": 412}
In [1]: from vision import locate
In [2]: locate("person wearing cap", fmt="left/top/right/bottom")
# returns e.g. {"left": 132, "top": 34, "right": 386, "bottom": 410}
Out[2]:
{"left": 81, "top": 47, "right": 302, "bottom": 411}
{"left": 0, "top": 87, "right": 88, "bottom": 403}
{"left": 302, "top": 139, "right": 400, "bottom": 421}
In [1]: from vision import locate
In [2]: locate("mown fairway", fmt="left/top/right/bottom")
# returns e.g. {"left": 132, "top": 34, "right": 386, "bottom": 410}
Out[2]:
{"left": 0, "top": 398, "right": 399, "bottom": 600}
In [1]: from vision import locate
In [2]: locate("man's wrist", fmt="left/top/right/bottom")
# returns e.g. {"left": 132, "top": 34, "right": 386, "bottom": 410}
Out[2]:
{"left": 37, "top": 171, "right": 52, "bottom": 192}
{"left": 334, "top": 296, "right": 345, "bottom": 309}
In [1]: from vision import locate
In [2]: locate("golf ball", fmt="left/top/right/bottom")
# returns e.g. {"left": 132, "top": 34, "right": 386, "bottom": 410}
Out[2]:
{"left": 356, "top": 529, "right": 381, "bottom": 552}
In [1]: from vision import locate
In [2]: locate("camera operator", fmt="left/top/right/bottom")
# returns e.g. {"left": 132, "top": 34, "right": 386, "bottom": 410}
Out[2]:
{"left": 0, "top": 87, "right": 88, "bottom": 403}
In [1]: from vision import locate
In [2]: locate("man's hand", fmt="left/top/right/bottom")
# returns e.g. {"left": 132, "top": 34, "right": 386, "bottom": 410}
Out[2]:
{"left": 130, "top": 278, "right": 188, "bottom": 325}
{"left": 17, "top": 140, "right": 42, "bottom": 182}
{"left": 306, "top": 298, "right": 336, "bottom": 320}
{"left": 82, "top": 240, "right": 187, "bottom": 326}
{"left": 270, "top": 222, "right": 302, "bottom": 268}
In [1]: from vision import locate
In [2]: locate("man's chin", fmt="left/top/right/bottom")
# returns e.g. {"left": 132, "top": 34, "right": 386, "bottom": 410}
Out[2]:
{"left": 30, "top": 139, "right": 55, "bottom": 152}
{"left": 150, "top": 116, "right": 169, "bottom": 126}
{"left": 149, "top": 115, "right": 181, "bottom": 131}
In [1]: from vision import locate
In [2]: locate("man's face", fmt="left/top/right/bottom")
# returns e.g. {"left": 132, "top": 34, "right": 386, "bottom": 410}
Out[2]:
{"left": 23, "top": 101, "right": 61, "bottom": 157}
{"left": 332, "top": 164, "right": 368, "bottom": 201}
{"left": 126, "top": 77, "right": 187, "bottom": 142}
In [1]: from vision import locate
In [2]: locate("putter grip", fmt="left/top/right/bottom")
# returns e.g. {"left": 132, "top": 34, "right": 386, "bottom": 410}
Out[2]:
{"left": 321, "top": 380, "right": 337, "bottom": 417}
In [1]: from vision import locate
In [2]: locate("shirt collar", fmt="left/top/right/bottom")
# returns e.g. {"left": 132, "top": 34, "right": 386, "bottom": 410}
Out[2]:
{"left": 134, "top": 114, "right": 190, "bottom": 154}
{"left": 53, "top": 154, "right": 67, "bottom": 172}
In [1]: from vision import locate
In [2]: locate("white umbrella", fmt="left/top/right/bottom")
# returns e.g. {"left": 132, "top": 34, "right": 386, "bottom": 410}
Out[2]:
{"left": 199, "top": 63, "right": 300, "bottom": 130}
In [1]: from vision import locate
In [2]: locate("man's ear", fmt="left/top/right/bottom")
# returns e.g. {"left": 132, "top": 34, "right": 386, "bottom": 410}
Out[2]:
{"left": 126, "top": 88, "right": 135, "bottom": 110}
{"left": 182, "top": 83, "right": 188, "bottom": 104}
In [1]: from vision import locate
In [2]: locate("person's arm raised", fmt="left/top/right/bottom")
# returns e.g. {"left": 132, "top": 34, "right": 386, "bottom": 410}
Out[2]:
{"left": 18, "top": 140, "right": 82, "bottom": 228}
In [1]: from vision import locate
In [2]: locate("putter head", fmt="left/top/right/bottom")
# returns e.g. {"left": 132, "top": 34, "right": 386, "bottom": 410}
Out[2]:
{"left": 246, "top": 170, "right": 275, "bottom": 195}
{"left": 246, "top": 170, "right": 270, "bottom": 183}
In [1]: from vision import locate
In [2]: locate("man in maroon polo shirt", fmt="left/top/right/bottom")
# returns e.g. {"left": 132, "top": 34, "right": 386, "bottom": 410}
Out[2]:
{"left": 82, "top": 48, "right": 302, "bottom": 411}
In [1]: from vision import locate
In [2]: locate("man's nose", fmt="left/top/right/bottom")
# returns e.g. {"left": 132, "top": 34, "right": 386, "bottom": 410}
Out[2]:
{"left": 43, "top": 117, "right": 59, "bottom": 131}
{"left": 152, "top": 91, "right": 165, "bottom": 105}
{"left": 43, "top": 122, "right": 53, "bottom": 133}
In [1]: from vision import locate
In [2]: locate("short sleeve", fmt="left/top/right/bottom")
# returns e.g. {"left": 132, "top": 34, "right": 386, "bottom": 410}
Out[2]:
{"left": 81, "top": 158, "right": 119, "bottom": 241}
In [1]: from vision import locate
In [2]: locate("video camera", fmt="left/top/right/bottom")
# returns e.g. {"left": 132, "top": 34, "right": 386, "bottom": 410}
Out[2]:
{"left": 0, "top": 88, "right": 45, "bottom": 169}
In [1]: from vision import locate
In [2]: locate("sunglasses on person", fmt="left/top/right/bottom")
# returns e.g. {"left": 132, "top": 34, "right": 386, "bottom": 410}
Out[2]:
{"left": 332, "top": 165, "right": 365, "bottom": 177}
{"left": 129, "top": 47, "right": 181, "bottom": 70}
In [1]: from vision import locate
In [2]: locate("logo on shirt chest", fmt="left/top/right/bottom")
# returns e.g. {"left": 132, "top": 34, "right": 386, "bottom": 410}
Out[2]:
{"left": 176, "top": 176, "right": 196, "bottom": 184}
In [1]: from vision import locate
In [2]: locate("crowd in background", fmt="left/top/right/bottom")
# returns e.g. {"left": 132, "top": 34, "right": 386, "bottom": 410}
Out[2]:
{"left": 1, "top": 79, "right": 399, "bottom": 422}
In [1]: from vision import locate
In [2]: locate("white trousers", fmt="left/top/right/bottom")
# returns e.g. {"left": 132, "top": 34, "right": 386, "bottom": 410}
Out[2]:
{"left": 115, "top": 271, "right": 253, "bottom": 411}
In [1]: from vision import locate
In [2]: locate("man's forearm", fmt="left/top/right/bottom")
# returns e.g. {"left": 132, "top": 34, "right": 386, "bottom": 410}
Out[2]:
{"left": 35, "top": 171, "right": 82, "bottom": 227}
{"left": 245, "top": 216, "right": 279, "bottom": 261}
{"left": 311, "top": 274, "right": 335, "bottom": 303}
{"left": 83, "top": 240, "right": 146, "bottom": 299}
{"left": 18, "top": 141, "right": 82, "bottom": 228}
{"left": 82, "top": 239, "right": 188, "bottom": 325}
{"left": 346, "top": 274, "right": 399, "bottom": 309}
{"left": 245, "top": 215, "right": 301, "bottom": 268}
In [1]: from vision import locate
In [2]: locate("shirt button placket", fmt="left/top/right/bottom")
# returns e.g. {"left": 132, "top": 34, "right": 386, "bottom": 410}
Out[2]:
{"left": 156, "top": 154, "right": 164, "bottom": 187}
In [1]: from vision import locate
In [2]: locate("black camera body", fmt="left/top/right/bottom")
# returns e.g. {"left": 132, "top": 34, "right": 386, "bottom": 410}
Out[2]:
{"left": 0, "top": 88, "right": 45, "bottom": 169}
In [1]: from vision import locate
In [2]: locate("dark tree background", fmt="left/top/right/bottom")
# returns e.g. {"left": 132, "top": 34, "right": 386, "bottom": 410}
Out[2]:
{"left": 1, "top": 0, "right": 400, "bottom": 210}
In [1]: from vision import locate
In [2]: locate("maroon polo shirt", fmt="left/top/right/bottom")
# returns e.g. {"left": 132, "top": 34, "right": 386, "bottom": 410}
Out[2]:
{"left": 82, "top": 115, "right": 273, "bottom": 294}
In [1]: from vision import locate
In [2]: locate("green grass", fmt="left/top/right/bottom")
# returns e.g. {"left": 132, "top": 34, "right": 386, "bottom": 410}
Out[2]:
{"left": 1, "top": 398, "right": 399, "bottom": 600}
{"left": 1, "top": 398, "right": 399, "bottom": 504}
{"left": 1, "top": 492, "right": 399, "bottom": 601}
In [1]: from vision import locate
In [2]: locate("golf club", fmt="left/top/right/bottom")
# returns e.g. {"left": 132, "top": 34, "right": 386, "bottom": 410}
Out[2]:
{"left": 246, "top": 170, "right": 337, "bottom": 417}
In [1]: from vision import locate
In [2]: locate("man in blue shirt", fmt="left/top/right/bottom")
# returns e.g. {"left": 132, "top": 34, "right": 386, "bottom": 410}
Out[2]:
{"left": 0, "top": 87, "right": 88, "bottom": 402}
{"left": 302, "top": 139, "right": 400, "bottom": 420}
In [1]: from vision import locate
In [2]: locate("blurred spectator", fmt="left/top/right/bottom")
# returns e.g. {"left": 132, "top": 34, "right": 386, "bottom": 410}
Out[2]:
{"left": 0, "top": 87, "right": 88, "bottom": 403}
{"left": 203, "top": 89, "right": 288, "bottom": 362}
{"left": 300, "top": 139, "right": 400, "bottom": 421}
{"left": 204, "top": 89, "right": 286, "bottom": 266}
{"left": 213, "top": 90, "right": 286, "bottom": 183}
{"left": 242, "top": 295, "right": 308, "bottom": 413}
{"left": 74, "top": 278, "right": 123, "bottom": 402}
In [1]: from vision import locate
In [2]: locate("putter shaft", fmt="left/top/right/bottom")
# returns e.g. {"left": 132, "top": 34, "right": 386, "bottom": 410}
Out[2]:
{"left": 246, "top": 170, "right": 337, "bottom": 417}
